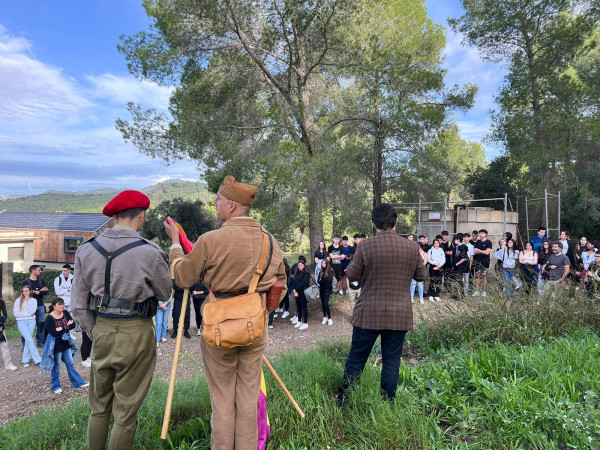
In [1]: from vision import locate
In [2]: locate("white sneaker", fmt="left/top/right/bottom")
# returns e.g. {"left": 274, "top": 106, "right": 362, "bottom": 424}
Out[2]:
{"left": 322, "top": 317, "right": 328, "bottom": 325}
{"left": 275, "top": 308, "right": 283, "bottom": 313}
{"left": 327, "top": 319, "right": 333, "bottom": 326}
{"left": 78, "top": 383, "right": 89, "bottom": 388}
{"left": 81, "top": 359, "right": 92, "bottom": 368}
{"left": 411, "top": 298, "right": 415, "bottom": 304}
{"left": 70, "top": 332, "right": 77, "bottom": 340}
{"left": 473, "top": 291, "right": 480, "bottom": 297}
{"left": 23, "top": 363, "right": 29, "bottom": 368}
{"left": 53, "top": 388, "right": 63, "bottom": 394}
{"left": 268, "top": 325, "right": 273, "bottom": 329}
{"left": 482, "top": 291, "right": 487, "bottom": 297}
{"left": 435, "top": 297, "right": 441, "bottom": 302}
{"left": 299, "top": 323, "right": 308, "bottom": 330}
{"left": 419, "top": 298, "right": 424, "bottom": 305}
{"left": 6, "top": 364, "right": 17, "bottom": 371}
{"left": 162, "top": 337, "right": 168, "bottom": 342}
{"left": 282, "top": 311, "right": 289, "bottom": 319}
{"left": 156, "top": 342, "right": 159, "bottom": 348}
{"left": 294, "top": 321, "right": 302, "bottom": 328}
{"left": 290, "top": 315, "right": 298, "bottom": 323}
{"left": 429, "top": 296, "right": 434, "bottom": 302}
{"left": 197, "top": 329, "right": 202, "bottom": 336}
{"left": 338, "top": 290, "right": 344, "bottom": 295}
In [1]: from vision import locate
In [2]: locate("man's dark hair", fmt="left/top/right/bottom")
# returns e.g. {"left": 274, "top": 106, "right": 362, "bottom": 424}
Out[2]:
{"left": 360, "top": 233, "right": 367, "bottom": 239}
{"left": 479, "top": 229, "right": 488, "bottom": 235}
{"left": 441, "top": 230, "right": 449, "bottom": 236}
{"left": 333, "top": 234, "right": 340, "bottom": 239}
{"left": 435, "top": 234, "right": 443, "bottom": 241}
{"left": 538, "top": 226, "right": 546, "bottom": 232}
{"left": 455, "top": 233, "right": 463, "bottom": 241}
{"left": 28, "top": 264, "right": 41, "bottom": 274}
{"left": 342, "top": 236, "right": 349, "bottom": 241}
{"left": 418, "top": 234, "right": 425, "bottom": 240}
{"left": 554, "top": 240, "right": 563, "bottom": 249}
{"left": 115, "top": 207, "right": 146, "bottom": 221}
{"left": 353, "top": 234, "right": 360, "bottom": 239}
{"left": 472, "top": 230, "right": 479, "bottom": 235}
{"left": 62, "top": 264, "right": 71, "bottom": 270}
{"left": 371, "top": 203, "right": 397, "bottom": 231}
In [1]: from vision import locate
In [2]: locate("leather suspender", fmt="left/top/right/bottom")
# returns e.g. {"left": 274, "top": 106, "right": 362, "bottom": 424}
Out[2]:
{"left": 247, "top": 229, "right": 273, "bottom": 294}
{"left": 89, "top": 239, "right": 148, "bottom": 307}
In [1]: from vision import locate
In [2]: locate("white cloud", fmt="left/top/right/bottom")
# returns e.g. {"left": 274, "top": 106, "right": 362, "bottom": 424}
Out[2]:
{"left": 0, "top": 26, "right": 91, "bottom": 121}
{"left": 86, "top": 73, "right": 173, "bottom": 110}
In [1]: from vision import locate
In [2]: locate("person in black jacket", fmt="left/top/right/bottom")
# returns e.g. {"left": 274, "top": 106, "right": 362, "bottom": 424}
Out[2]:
{"left": 0, "top": 297, "right": 17, "bottom": 370}
{"left": 44, "top": 298, "right": 87, "bottom": 394}
{"left": 191, "top": 281, "right": 208, "bottom": 336}
{"left": 318, "top": 259, "right": 334, "bottom": 325}
{"left": 291, "top": 261, "right": 310, "bottom": 330}
{"left": 171, "top": 280, "right": 191, "bottom": 339}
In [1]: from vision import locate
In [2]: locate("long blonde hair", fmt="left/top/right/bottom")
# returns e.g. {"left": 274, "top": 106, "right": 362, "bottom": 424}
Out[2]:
{"left": 19, "top": 285, "right": 31, "bottom": 311}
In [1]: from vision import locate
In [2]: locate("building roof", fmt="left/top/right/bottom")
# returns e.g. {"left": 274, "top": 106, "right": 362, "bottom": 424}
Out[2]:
{"left": 0, "top": 211, "right": 112, "bottom": 232}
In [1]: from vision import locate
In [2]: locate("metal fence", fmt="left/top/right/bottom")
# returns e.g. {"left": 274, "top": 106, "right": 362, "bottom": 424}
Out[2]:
{"left": 519, "top": 189, "right": 561, "bottom": 242}
{"left": 392, "top": 195, "right": 511, "bottom": 244}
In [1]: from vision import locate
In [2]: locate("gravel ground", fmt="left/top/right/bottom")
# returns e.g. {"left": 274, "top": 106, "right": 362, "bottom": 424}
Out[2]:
{"left": 0, "top": 294, "right": 453, "bottom": 425}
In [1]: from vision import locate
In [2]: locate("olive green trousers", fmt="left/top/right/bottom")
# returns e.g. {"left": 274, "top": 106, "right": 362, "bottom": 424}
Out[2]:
{"left": 87, "top": 316, "right": 156, "bottom": 450}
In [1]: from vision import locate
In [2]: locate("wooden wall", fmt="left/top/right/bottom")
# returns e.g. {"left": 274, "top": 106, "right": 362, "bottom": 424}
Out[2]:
{"left": 0, "top": 228, "right": 95, "bottom": 264}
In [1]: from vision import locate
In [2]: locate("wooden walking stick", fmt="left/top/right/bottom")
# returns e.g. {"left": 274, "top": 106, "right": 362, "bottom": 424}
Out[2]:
{"left": 161, "top": 288, "right": 190, "bottom": 439}
{"left": 262, "top": 355, "right": 305, "bottom": 418}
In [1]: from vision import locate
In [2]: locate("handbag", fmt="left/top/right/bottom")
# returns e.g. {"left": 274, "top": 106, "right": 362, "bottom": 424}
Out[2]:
{"left": 304, "top": 284, "right": 319, "bottom": 304}
{"left": 202, "top": 229, "right": 272, "bottom": 349}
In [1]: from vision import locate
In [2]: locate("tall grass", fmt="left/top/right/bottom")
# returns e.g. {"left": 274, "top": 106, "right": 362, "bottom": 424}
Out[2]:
{"left": 3, "top": 292, "right": 600, "bottom": 448}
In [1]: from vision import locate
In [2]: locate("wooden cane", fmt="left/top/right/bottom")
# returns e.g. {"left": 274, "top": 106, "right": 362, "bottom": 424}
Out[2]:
{"left": 161, "top": 288, "right": 190, "bottom": 439}
{"left": 262, "top": 355, "right": 305, "bottom": 418}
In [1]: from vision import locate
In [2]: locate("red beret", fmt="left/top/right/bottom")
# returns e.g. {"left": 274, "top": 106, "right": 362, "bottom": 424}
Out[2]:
{"left": 102, "top": 190, "right": 150, "bottom": 217}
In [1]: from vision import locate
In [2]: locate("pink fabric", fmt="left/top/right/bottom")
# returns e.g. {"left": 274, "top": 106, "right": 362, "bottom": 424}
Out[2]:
{"left": 257, "top": 391, "right": 270, "bottom": 450}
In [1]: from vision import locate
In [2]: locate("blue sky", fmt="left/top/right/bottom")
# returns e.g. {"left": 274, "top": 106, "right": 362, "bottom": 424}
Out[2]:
{"left": 0, "top": 0, "right": 505, "bottom": 198}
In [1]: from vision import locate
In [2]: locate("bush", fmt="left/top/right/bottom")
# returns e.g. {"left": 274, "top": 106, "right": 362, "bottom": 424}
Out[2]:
{"left": 11, "top": 269, "right": 62, "bottom": 299}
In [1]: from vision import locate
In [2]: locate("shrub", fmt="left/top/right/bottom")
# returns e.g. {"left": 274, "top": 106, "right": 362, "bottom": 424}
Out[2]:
{"left": 11, "top": 269, "right": 62, "bottom": 299}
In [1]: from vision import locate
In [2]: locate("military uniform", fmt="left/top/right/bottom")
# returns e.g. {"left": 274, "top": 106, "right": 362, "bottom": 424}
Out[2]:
{"left": 168, "top": 177, "right": 286, "bottom": 450}
{"left": 72, "top": 191, "right": 171, "bottom": 450}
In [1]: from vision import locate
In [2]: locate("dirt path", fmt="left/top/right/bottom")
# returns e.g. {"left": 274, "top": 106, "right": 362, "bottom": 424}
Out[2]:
{"left": 0, "top": 296, "right": 451, "bottom": 425}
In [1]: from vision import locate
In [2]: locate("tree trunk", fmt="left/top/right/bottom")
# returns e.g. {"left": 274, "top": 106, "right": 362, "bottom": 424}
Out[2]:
{"left": 372, "top": 122, "right": 384, "bottom": 207}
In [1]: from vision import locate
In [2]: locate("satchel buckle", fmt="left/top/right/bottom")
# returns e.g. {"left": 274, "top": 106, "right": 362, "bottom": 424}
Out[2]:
{"left": 246, "top": 312, "right": 254, "bottom": 340}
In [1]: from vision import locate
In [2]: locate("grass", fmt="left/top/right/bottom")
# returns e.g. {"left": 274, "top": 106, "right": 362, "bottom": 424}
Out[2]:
{"left": 3, "top": 292, "right": 600, "bottom": 448}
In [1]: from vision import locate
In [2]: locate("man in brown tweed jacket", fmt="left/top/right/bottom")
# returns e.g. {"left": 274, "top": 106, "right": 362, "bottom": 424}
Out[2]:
{"left": 336, "top": 203, "right": 428, "bottom": 402}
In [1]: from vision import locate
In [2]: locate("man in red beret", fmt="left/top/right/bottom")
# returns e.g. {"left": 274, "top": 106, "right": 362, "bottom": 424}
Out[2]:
{"left": 165, "top": 176, "right": 287, "bottom": 450}
{"left": 72, "top": 190, "right": 171, "bottom": 450}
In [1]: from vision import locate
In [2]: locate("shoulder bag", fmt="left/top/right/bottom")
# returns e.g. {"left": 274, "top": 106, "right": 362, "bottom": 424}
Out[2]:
{"left": 202, "top": 229, "right": 272, "bottom": 348}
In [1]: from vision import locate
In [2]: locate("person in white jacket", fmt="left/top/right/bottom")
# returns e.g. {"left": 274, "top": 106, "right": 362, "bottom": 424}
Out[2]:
{"left": 54, "top": 265, "right": 73, "bottom": 311}
{"left": 13, "top": 285, "right": 41, "bottom": 366}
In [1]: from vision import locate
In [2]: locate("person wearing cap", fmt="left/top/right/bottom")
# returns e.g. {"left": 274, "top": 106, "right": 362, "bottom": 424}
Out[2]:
{"left": 71, "top": 190, "right": 171, "bottom": 450}
{"left": 164, "top": 176, "right": 286, "bottom": 450}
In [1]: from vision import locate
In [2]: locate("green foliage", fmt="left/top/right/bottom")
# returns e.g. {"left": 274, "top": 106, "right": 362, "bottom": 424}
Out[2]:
{"left": 141, "top": 197, "right": 219, "bottom": 254}
{"left": 11, "top": 269, "right": 62, "bottom": 298}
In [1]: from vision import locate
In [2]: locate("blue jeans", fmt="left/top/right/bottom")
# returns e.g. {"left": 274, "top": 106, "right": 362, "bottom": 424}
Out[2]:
{"left": 35, "top": 305, "right": 46, "bottom": 346}
{"left": 51, "top": 349, "right": 86, "bottom": 392}
{"left": 155, "top": 303, "right": 172, "bottom": 341}
{"left": 410, "top": 280, "right": 424, "bottom": 299}
{"left": 338, "top": 326, "right": 407, "bottom": 400}
{"left": 17, "top": 319, "right": 41, "bottom": 364}
{"left": 503, "top": 269, "right": 515, "bottom": 301}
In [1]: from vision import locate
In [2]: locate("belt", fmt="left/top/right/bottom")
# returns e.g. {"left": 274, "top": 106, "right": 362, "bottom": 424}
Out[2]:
{"left": 91, "top": 295, "right": 151, "bottom": 312}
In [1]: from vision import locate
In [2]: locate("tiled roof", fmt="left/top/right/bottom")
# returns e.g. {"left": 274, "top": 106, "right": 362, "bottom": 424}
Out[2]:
{"left": 0, "top": 211, "right": 111, "bottom": 232}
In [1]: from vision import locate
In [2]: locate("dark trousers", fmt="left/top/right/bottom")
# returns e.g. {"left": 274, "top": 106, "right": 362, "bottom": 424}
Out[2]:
{"left": 429, "top": 267, "right": 442, "bottom": 297}
{"left": 172, "top": 298, "right": 191, "bottom": 332}
{"left": 338, "top": 326, "right": 407, "bottom": 401}
{"left": 35, "top": 305, "right": 46, "bottom": 346}
{"left": 520, "top": 266, "right": 537, "bottom": 295}
{"left": 81, "top": 331, "right": 93, "bottom": 361}
{"left": 320, "top": 289, "right": 332, "bottom": 318}
{"left": 296, "top": 292, "right": 308, "bottom": 323}
{"left": 192, "top": 296, "right": 206, "bottom": 329}
{"left": 279, "top": 293, "right": 290, "bottom": 311}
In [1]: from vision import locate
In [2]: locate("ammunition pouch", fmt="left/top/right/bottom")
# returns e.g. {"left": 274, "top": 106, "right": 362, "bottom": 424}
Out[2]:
{"left": 88, "top": 295, "right": 158, "bottom": 318}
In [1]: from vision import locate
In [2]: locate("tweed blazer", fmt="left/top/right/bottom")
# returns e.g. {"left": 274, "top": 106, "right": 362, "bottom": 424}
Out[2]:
{"left": 346, "top": 230, "right": 428, "bottom": 331}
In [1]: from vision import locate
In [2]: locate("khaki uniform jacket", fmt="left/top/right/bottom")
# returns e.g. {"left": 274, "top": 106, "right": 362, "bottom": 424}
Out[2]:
{"left": 169, "top": 217, "right": 286, "bottom": 300}
{"left": 346, "top": 230, "right": 429, "bottom": 331}
{"left": 71, "top": 225, "right": 172, "bottom": 333}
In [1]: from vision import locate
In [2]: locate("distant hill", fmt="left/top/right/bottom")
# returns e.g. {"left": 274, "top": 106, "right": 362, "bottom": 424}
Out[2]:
{"left": 0, "top": 180, "right": 213, "bottom": 212}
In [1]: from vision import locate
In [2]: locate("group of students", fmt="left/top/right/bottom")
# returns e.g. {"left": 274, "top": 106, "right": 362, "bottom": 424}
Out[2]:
{"left": 270, "top": 233, "right": 367, "bottom": 330}
{"left": 406, "top": 226, "right": 600, "bottom": 302}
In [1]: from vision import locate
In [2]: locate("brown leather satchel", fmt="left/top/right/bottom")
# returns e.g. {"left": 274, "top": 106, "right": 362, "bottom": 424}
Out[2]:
{"left": 202, "top": 229, "right": 272, "bottom": 348}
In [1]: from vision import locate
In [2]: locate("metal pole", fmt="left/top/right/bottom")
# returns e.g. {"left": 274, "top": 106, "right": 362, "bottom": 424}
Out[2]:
{"left": 443, "top": 197, "right": 447, "bottom": 232}
{"left": 503, "top": 193, "right": 507, "bottom": 235}
{"left": 557, "top": 191, "right": 561, "bottom": 236}
{"left": 525, "top": 196, "right": 530, "bottom": 243}
{"left": 545, "top": 188, "right": 550, "bottom": 239}
{"left": 417, "top": 199, "right": 422, "bottom": 236}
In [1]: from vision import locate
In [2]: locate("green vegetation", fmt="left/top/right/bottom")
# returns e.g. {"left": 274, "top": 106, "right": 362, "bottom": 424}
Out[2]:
{"left": 0, "top": 180, "right": 212, "bottom": 213}
{"left": 3, "top": 293, "right": 600, "bottom": 448}
{"left": 11, "top": 269, "right": 62, "bottom": 298}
